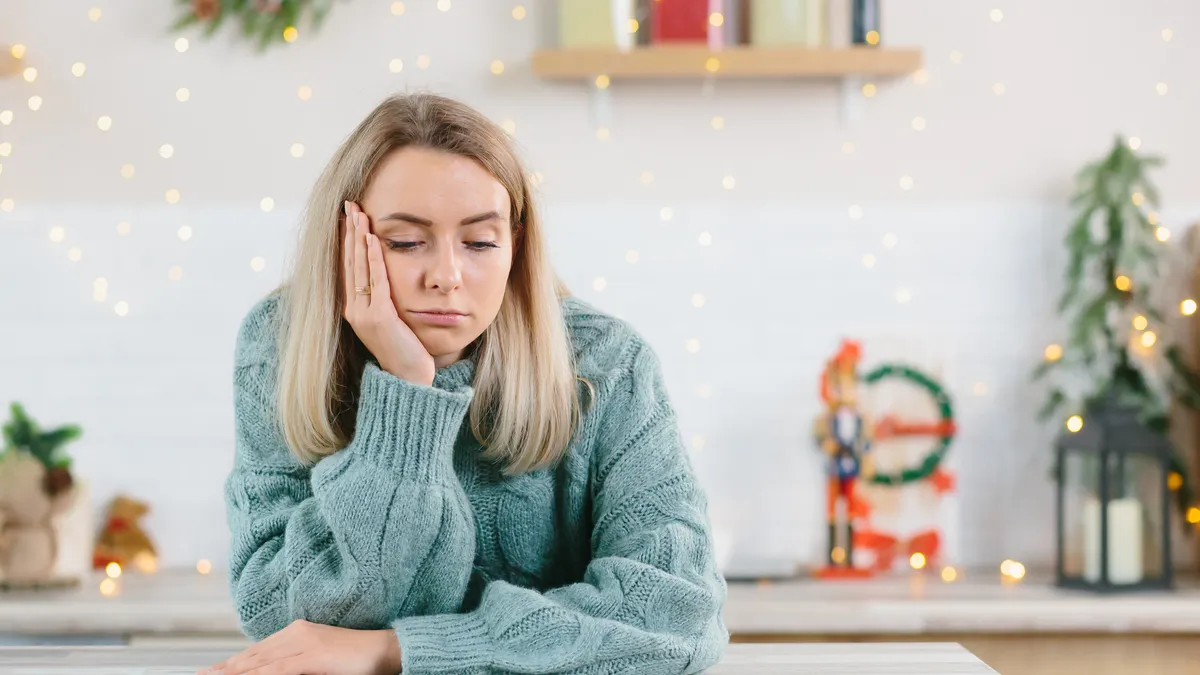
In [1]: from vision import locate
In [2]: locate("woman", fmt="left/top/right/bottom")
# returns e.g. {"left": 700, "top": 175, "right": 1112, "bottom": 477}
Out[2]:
{"left": 204, "top": 93, "right": 728, "bottom": 675}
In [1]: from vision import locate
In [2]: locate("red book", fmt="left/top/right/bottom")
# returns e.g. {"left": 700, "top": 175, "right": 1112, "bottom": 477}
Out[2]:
{"left": 652, "top": 0, "right": 709, "bottom": 43}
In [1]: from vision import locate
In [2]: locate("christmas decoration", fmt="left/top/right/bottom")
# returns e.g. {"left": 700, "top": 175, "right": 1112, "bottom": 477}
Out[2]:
{"left": 170, "top": 0, "right": 340, "bottom": 52}
{"left": 1033, "top": 135, "right": 1200, "bottom": 524}
{"left": 0, "top": 404, "right": 83, "bottom": 589}
{"left": 93, "top": 495, "right": 157, "bottom": 571}
{"left": 812, "top": 340, "right": 959, "bottom": 578}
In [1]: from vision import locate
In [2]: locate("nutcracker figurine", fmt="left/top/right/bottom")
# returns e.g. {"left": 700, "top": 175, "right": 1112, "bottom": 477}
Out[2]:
{"left": 812, "top": 339, "right": 875, "bottom": 576}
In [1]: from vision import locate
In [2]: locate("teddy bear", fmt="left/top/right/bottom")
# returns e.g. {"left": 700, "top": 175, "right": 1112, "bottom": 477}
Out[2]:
{"left": 93, "top": 495, "right": 157, "bottom": 571}
{"left": 0, "top": 451, "right": 78, "bottom": 585}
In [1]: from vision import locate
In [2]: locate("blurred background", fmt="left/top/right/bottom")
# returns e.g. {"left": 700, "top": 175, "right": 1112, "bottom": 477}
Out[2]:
{"left": 2, "top": 1, "right": 1200, "bottom": 673}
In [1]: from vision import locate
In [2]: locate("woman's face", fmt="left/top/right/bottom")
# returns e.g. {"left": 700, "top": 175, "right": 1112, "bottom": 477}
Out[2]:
{"left": 360, "top": 146, "right": 514, "bottom": 368}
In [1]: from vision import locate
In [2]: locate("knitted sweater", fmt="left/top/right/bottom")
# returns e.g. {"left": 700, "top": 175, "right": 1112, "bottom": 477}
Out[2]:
{"left": 226, "top": 292, "right": 729, "bottom": 674}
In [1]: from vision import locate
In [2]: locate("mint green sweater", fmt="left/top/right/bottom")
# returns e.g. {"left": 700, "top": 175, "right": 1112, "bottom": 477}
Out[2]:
{"left": 226, "top": 293, "right": 728, "bottom": 674}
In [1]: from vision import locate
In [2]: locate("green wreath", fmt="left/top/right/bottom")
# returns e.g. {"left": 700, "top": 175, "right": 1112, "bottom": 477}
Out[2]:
{"left": 861, "top": 364, "right": 956, "bottom": 486}
{"left": 172, "top": 0, "right": 339, "bottom": 51}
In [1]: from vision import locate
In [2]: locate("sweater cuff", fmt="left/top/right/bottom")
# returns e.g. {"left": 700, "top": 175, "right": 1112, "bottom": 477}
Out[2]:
{"left": 394, "top": 612, "right": 493, "bottom": 674}
{"left": 352, "top": 361, "right": 472, "bottom": 480}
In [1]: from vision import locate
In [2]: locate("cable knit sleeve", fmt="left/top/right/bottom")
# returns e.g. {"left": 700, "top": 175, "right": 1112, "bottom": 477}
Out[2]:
{"left": 225, "top": 295, "right": 476, "bottom": 641}
{"left": 392, "top": 334, "right": 729, "bottom": 674}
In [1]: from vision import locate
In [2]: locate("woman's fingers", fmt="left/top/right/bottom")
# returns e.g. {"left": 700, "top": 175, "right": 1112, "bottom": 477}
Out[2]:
{"left": 244, "top": 654, "right": 306, "bottom": 675}
{"left": 366, "top": 234, "right": 389, "bottom": 309}
{"left": 352, "top": 208, "right": 370, "bottom": 309}
{"left": 342, "top": 202, "right": 356, "bottom": 314}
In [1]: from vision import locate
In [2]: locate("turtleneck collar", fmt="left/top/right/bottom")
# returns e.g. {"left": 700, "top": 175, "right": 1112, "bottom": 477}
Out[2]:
{"left": 433, "top": 356, "right": 476, "bottom": 391}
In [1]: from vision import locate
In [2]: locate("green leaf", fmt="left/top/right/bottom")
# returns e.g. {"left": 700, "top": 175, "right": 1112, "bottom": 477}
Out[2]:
{"left": 1039, "top": 389, "right": 1067, "bottom": 421}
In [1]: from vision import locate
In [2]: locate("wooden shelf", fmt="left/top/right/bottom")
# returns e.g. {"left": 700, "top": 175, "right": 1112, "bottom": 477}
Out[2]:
{"left": 531, "top": 45, "right": 922, "bottom": 80}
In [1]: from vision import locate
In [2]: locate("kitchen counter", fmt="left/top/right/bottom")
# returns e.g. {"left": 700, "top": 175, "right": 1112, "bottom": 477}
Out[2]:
{"left": 2, "top": 568, "right": 1198, "bottom": 639}
{"left": 0, "top": 642, "right": 998, "bottom": 674}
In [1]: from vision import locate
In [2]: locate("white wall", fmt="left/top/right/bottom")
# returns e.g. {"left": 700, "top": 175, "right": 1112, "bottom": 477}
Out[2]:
{"left": 2, "top": 0, "right": 1199, "bottom": 574}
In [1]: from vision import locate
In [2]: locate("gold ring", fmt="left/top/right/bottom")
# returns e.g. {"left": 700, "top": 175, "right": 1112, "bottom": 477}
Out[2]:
{"left": 354, "top": 286, "right": 371, "bottom": 295}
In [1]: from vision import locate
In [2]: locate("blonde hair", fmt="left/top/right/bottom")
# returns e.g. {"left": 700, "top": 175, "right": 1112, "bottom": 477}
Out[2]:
{"left": 275, "top": 92, "right": 582, "bottom": 475}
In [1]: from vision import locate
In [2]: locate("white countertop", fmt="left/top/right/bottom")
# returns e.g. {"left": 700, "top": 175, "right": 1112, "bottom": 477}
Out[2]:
{"left": 2, "top": 568, "right": 1198, "bottom": 638}
{"left": 0, "top": 642, "right": 998, "bottom": 674}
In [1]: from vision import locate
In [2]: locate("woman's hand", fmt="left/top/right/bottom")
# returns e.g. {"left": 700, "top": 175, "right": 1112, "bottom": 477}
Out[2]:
{"left": 343, "top": 201, "right": 436, "bottom": 386}
{"left": 198, "top": 620, "right": 402, "bottom": 675}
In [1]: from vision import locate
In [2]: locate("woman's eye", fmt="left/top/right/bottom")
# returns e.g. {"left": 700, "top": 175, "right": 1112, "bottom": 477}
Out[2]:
{"left": 386, "top": 241, "right": 421, "bottom": 250}
{"left": 467, "top": 241, "right": 499, "bottom": 250}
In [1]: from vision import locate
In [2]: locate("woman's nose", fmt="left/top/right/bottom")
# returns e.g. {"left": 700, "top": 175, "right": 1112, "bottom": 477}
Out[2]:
{"left": 425, "top": 245, "right": 463, "bottom": 292}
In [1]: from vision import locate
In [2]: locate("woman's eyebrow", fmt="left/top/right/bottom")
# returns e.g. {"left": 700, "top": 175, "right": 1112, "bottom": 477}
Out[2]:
{"left": 377, "top": 210, "right": 506, "bottom": 227}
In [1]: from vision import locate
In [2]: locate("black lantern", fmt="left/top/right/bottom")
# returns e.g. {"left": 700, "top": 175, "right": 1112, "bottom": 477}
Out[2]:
{"left": 1055, "top": 397, "right": 1174, "bottom": 592}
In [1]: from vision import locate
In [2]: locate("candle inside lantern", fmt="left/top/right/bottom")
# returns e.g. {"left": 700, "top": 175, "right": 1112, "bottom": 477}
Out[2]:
{"left": 1082, "top": 496, "right": 1143, "bottom": 584}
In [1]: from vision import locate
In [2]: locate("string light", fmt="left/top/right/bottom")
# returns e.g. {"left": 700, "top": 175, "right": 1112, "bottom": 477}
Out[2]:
{"left": 196, "top": 559, "right": 212, "bottom": 575}
{"left": 67, "top": 247, "right": 83, "bottom": 262}
{"left": 114, "top": 301, "right": 129, "bottom": 317}
{"left": 165, "top": 189, "right": 180, "bottom": 204}
{"left": 389, "top": 58, "right": 404, "bottom": 73}
{"left": 692, "top": 292, "right": 706, "bottom": 308}
{"left": 1187, "top": 507, "right": 1200, "bottom": 524}
{"left": 177, "top": 225, "right": 192, "bottom": 240}
{"left": 23, "top": 67, "right": 37, "bottom": 82}
{"left": 865, "top": 30, "right": 879, "bottom": 45}
{"left": 99, "top": 578, "right": 118, "bottom": 596}
{"left": 290, "top": 143, "right": 305, "bottom": 158}
{"left": 625, "top": 250, "right": 639, "bottom": 264}
{"left": 1182, "top": 299, "right": 1197, "bottom": 316}
{"left": 89, "top": 7, "right": 102, "bottom": 22}
{"left": 0, "top": 110, "right": 11, "bottom": 125}
{"left": 1066, "top": 415, "right": 1083, "bottom": 432}
{"left": 1142, "top": 331, "right": 1157, "bottom": 347}
{"left": 120, "top": 164, "right": 135, "bottom": 179}
{"left": 133, "top": 551, "right": 158, "bottom": 574}
{"left": 490, "top": 60, "right": 504, "bottom": 75}
{"left": 950, "top": 50, "right": 963, "bottom": 64}
{"left": 941, "top": 566, "right": 958, "bottom": 582}
{"left": 722, "top": 175, "right": 735, "bottom": 189}
{"left": 596, "top": 127, "right": 610, "bottom": 141}
{"left": 92, "top": 278, "right": 107, "bottom": 302}
{"left": 175, "top": 37, "right": 189, "bottom": 52}
{"left": 1114, "top": 275, "right": 1131, "bottom": 291}
{"left": 848, "top": 205, "right": 863, "bottom": 219}
{"left": 686, "top": 339, "right": 701, "bottom": 353}
{"left": 895, "top": 288, "right": 912, "bottom": 304}
{"left": 842, "top": 141, "right": 855, "bottom": 154}
{"left": 627, "top": 19, "right": 639, "bottom": 34}
{"left": 1133, "top": 315, "right": 1148, "bottom": 331}
{"left": 1131, "top": 192, "right": 1145, "bottom": 206}
{"left": 501, "top": 119, "right": 516, "bottom": 135}
{"left": 48, "top": 226, "right": 65, "bottom": 243}
{"left": 909, "top": 553, "right": 927, "bottom": 570}
{"left": 899, "top": 175, "right": 914, "bottom": 190}
{"left": 882, "top": 233, "right": 898, "bottom": 248}
{"left": 862, "top": 254, "right": 876, "bottom": 268}
{"left": 1168, "top": 472, "right": 1183, "bottom": 491}
{"left": 1156, "top": 82, "right": 1168, "bottom": 96}
{"left": 710, "top": 115, "right": 724, "bottom": 130}
{"left": 1000, "top": 559, "right": 1026, "bottom": 581}
{"left": 250, "top": 257, "right": 266, "bottom": 272}
{"left": 1162, "top": 28, "right": 1173, "bottom": 42}
{"left": 512, "top": 5, "right": 526, "bottom": 20}
{"left": 10, "top": 45, "right": 25, "bottom": 59}
{"left": 989, "top": 8, "right": 1003, "bottom": 22}
{"left": 176, "top": 87, "right": 191, "bottom": 102}
{"left": 690, "top": 435, "right": 706, "bottom": 450}
{"left": 992, "top": 82, "right": 1006, "bottom": 95}
{"left": 659, "top": 207, "right": 673, "bottom": 221}
{"left": 159, "top": 144, "right": 174, "bottom": 159}
{"left": 705, "top": 57, "right": 720, "bottom": 73}
{"left": 639, "top": 171, "right": 653, "bottom": 184}
{"left": 260, "top": 197, "right": 275, "bottom": 212}
{"left": 1128, "top": 137, "right": 1142, "bottom": 150}
{"left": 913, "top": 69, "right": 929, "bottom": 85}
{"left": 27, "top": 96, "right": 42, "bottom": 111}
{"left": 1156, "top": 227, "right": 1170, "bottom": 242}
{"left": 437, "top": 0, "right": 451, "bottom": 11}
{"left": 831, "top": 547, "right": 846, "bottom": 564}
{"left": 105, "top": 562, "right": 122, "bottom": 579}
{"left": 391, "top": 1, "right": 405, "bottom": 16}
{"left": 709, "top": 12, "right": 724, "bottom": 27}
{"left": 283, "top": 26, "right": 298, "bottom": 43}
{"left": 0, "top": 198, "right": 13, "bottom": 212}
{"left": 72, "top": 62, "right": 86, "bottom": 77}
{"left": 116, "top": 221, "right": 132, "bottom": 235}
{"left": 168, "top": 266, "right": 183, "bottom": 281}
{"left": 417, "top": 55, "right": 430, "bottom": 69}
{"left": 1044, "top": 343, "right": 1063, "bottom": 361}
{"left": 911, "top": 117, "right": 926, "bottom": 131}
{"left": 97, "top": 115, "right": 113, "bottom": 131}
{"left": 592, "top": 277, "right": 606, "bottom": 291}
{"left": 861, "top": 82, "right": 877, "bottom": 97}
{"left": 297, "top": 85, "right": 313, "bottom": 101}
{"left": 0, "top": 143, "right": 11, "bottom": 156}
{"left": 698, "top": 232, "right": 713, "bottom": 246}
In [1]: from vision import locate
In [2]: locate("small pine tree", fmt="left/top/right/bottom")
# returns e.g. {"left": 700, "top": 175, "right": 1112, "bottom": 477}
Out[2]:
{"left": 1, "top": 402, "right": 81, "bottom": 471}
{"left": 1034, "top": 135, "right": 1200, "bottom": 520}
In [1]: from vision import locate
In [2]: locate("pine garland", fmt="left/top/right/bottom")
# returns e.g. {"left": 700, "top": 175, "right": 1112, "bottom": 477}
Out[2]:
{"left": 171, "top": 0, "right": 339, "bottom": 51}
{"left": 1033, "top": 135, "right": 1200, "bottom": 522}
